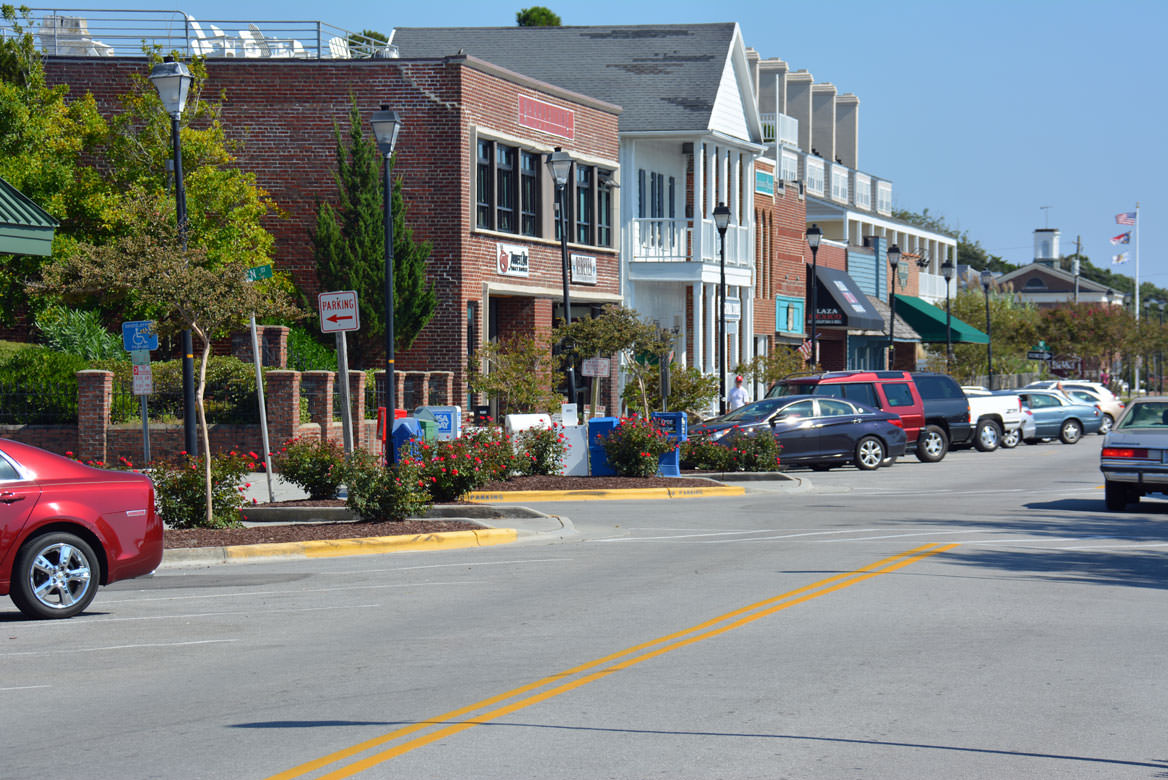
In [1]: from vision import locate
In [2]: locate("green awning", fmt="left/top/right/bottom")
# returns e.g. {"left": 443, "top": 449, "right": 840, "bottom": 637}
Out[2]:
{"left": 0, "top": 176, "right": 58, "bottom": 257}
{"left": 893, "top": 294, "right": 988, "bottom": 344}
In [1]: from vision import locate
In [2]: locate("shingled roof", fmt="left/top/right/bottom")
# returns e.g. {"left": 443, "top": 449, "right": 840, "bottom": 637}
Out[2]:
{"left": 390, "top": 24, "right": 740, "bottom": 133}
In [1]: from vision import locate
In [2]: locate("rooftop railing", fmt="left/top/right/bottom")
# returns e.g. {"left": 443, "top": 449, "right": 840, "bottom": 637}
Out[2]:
{"left": 1, "top": 8, "right": 395, "bottom": 59}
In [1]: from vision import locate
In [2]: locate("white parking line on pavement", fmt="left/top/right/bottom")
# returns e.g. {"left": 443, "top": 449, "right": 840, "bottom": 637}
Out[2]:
{"left": 0, "top": 639, "right": 239, "bottom": 658}
{"left": 593, "top": 528, "right": 882, "bottom": 543}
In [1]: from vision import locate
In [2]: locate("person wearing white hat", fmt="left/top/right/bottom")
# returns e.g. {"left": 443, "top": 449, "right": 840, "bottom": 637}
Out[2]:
{"left": 728, "top": 374, "right": 749, "bottom": 410}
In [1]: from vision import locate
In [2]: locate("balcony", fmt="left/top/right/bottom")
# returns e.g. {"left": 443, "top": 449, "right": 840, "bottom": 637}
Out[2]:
{"left": 630, "top": 218, "right": 751, "bottom": 267}
{"left": 1, "top": 8, "right": 391, "bottom": 59}
{"left": 918, "top": 272, "right": 954, "bottom": 304}
{"left": 759, "top": 112, "right": 798, "bottom": 147}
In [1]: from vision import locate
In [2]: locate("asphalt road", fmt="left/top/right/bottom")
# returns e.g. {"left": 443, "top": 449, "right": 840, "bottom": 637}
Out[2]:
{"left": 3, "top": 439, "right": 1166, "bottom": 779}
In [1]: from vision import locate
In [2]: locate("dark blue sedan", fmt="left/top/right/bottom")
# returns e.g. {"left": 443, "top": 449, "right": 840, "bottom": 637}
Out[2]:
{"left": 690, "top": 394, "right": 907, "bottom": 470}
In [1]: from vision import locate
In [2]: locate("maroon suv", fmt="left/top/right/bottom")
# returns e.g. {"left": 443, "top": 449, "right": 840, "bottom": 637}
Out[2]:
{"left": 766, "top": 371, "right": 947, "bottom": 462}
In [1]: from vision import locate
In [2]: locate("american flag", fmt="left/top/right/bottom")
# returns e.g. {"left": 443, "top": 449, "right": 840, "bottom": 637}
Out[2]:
{"left": 1116, "top": 211, "right": 1136, "bottom": 225}
{"left": 1111, "top": 231, "right": 1131, "bottom": 245}
{"left": 797, "top": 340, "right": 812, "bottom": 360}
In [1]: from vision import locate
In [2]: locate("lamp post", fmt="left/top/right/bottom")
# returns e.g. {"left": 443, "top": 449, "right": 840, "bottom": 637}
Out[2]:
{"left": 370, "top": 105, "right": 402, "bottom": 466}
{"left": 806, "top": 224, "right": 822, "bottom": 367}
{"left": 713, "top": 202, "right": 731, "bottom": 416}
{"left": 887, "top": 244, "right": 901, "bottom": 369}
{"left": 149, "top": 57, "right": 196, "bottom": 457}
{"left": 981, "top": 269, "right": 994, "bottom": 390}
{"left": 546, "top": 149, "right": 578, "bottom": 405}
{"left": 941, "top": 258, "right": 955, "bottom": 371}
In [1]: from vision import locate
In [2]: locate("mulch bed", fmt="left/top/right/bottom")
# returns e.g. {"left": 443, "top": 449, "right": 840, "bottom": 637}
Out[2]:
{"left": 165, "top": 474, "right": 719, "bottom": 549}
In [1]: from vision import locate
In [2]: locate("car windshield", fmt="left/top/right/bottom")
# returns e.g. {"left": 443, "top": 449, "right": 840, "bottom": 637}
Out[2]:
{"left": 1117, "top": 402, "right": 1168, "bottom": 429}
{"left": 719, "top": 399, "right": 786, "bottom": 422}
{"left": 768, "top": 382, "right": 816, "bottom": 397}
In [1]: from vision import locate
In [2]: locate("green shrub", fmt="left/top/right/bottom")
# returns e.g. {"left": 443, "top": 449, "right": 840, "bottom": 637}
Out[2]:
{"left": 680, "top": 437, "right": 733, "bottom": 471}
{"left": 34, "top": 305, "right": 127, "bottom": 361}
{"left": 415, "top": 437, "right": 495, "bottom": 501}
{"left": 99, "top": 355, "right": 261, "bottom": 424}
{"left": 0, "top": 346, "right": 87, "bottom": 423}
{"left": 151, "top": 452, "right": 251, "bottom": 529}
{"left": 287, "top": 325, "right": 337, "bottom": 371}
{"left": 515, "top": 425, "right": 567, "bottom": 476}
{"left": 344, "top": 449, "right": 432, "bottom": 522}
{"left": 458, "top": 426, "right": 520, "bottom": 482}
{"left": 722, "top": 430, "right": 782, "bottom": 471}
{"left": 272, "top": 437, "right": 347, "bottom": 499}
{"left": 600, "top": 417, "right": 676, "bottom": 478}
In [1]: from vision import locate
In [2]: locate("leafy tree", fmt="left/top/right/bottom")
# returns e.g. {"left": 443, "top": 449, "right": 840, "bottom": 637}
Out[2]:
{"left": 312, "top": 97, "right": 436, "bottom": 367}
{"left": 939, "top": 288, "right": 1040, "bottom": 384}
{"left": 37, "top": 199, "right": 300, "bottom": 525}
{"left": 735, "top": 347, "right": 807, "bottom": 388}
{"left": 468, "top": 333, "right": 561, "bottom": 416}
{"left": 893, "top": 208, "right": 1016, "bottom": 274}
{"left": 556, "top": 305, "right": 671, "bottom": 417}
{"left": 629, "top": 362, "right": 718, "bottom": 419}
{"left": 516, "top": 6, "right": 561, "bottom": 26}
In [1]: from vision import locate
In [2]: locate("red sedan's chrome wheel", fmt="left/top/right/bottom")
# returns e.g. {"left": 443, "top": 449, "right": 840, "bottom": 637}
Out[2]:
{"left": 11, "top": 533, "right": 100, "bottom": 619}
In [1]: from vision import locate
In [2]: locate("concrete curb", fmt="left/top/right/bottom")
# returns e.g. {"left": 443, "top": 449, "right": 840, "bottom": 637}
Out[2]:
{"left": 160, "top": 527, "right": 518, "bottom": 568}
{"left": 464, "top": 484, "right": 747, "bottom": 503}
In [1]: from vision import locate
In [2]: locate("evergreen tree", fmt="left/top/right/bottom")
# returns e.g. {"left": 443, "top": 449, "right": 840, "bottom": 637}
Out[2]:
{"left": 312, "top": 98, "right": 435, "bottom": 367}
{"left": 516, "top": 6, "right": 561, "bottom": 26}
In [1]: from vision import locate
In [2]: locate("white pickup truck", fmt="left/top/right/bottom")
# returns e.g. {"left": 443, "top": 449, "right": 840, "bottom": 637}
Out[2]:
{"left": 962, "top": 387, "right": 1025, "bottom": 451}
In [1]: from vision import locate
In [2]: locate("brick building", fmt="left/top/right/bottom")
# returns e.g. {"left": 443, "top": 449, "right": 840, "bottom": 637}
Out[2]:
{"left": 44, "top": 54, "right": 622, "bottom": 411}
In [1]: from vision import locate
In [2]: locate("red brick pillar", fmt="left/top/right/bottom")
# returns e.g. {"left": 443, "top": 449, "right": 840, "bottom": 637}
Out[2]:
{"left": 301, "top": 371, "right": 334, "bottom": 444}
{"left": 396, "top": 371, "right": 407, "bottom": 412}
{"left": 345, "top": 370, "right": 366, "bottom": 449}
{"left": 421, "top": 372, "right": 431, "bottom": 406}
{"left": 76, "top": 370, "right": 112, "bottom": 464}
{"left": 264, "top": 326, "right": 289, "bottom": 368}
{"left": 443, "top": 372, "right": 454, "bottom": 406}
{"left": 265, "top": 370, "right": 300, "bottom": 448}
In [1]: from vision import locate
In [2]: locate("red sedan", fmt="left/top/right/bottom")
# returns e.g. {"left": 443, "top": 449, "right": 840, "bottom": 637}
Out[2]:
{"left": 0, "top": 439, "right": 163, "bottom": 619}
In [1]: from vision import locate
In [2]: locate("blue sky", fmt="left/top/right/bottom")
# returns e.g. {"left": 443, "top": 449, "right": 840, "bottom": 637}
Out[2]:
{"left": 60, "top": 0, "right": 1166, "bottom": 290}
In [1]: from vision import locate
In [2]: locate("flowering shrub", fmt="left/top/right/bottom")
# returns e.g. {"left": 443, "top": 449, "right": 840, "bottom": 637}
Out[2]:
{"left": 679, "top": 437, "right": 733, "bottom": 471}
{"left": 272, "top": 437, "right": 346, "bottom": 499}
{"left": 344, "top": 449, "right": 432, "bottom": 522}
{"left": 151, "top": 451, "right": 251, "bottom": 529}
{"left": 600, "top": 416, "right": 676, "bottom": 478}
{"left": 515, "top": 425, "right": 567, "bottom": 476}
{"left": 458, "top": 426, "right": 520, "bottom": 482}
{"left": 416, "top": 437, "right": 495, "bottom": 502}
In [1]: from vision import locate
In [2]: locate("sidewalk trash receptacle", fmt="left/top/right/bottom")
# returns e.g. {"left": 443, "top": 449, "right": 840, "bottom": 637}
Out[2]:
{"left": 587, "top": 416, "right": 619, "bottom": 477}
{"left": 651, "top": 412, "right": 688, "bottom": 477}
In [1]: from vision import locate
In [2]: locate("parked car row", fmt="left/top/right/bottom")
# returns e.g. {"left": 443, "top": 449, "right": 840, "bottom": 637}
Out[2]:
{"left": 688, "top": 371, "right": 1114, "bottom": 473}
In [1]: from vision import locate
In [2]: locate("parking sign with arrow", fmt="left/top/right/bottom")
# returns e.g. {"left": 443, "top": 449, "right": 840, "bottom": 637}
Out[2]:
{"left": 318, "top": 290, "right": 360, "bottom": 333}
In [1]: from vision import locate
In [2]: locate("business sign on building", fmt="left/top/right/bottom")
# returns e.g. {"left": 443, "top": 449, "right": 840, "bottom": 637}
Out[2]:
{"left": 517, "top": 95, "right": 574, "bottom": 140}
{"left": 755, "top": 169, "right": 775, "bottom": 196}
{"left": 725, "top": 297, "right": 741, "bottom": 322}
{"left": 497, "top": 243, "right": 530, "bottom": 277}
{"left": 570, "top": 253, "right": 597, "bottom": 285}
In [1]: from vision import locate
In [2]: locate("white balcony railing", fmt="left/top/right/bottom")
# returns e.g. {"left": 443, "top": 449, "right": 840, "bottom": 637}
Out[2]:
{"left": 631, "top": 218, "right": 690, "bottom": 262}
{"left": 918, "top": 272, "right": 953, "bottom": 303}
{"left": 700, "top": 221, "right": 751, "bottom": 267}
{"left": 759, "top": 112, "right": 798, "bottom": 146}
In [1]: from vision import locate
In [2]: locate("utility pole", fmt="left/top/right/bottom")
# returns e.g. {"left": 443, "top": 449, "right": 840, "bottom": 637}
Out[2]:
{"left": 1073, "top": 235, "right": 1081, "bottom": 304}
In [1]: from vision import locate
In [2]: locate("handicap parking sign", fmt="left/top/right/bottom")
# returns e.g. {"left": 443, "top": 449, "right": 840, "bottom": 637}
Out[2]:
{"left": 121, "top": 321, "right": 158, "bottom": 352}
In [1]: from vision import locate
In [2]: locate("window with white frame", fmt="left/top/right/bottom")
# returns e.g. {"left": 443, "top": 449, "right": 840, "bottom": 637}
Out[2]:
{"left": 805, "top": 157, "right": 825, "bottom": 196}
{"left": 853, "top": 173, "right": 871, "bottom": 210}
{"left": 780, "top": 149, "right": 799, "bottom": 182}
{"left": 876, "top": 181, "right": 893, "bottom": 214}
{"left": 831, "top": 165, "right": 848, "bottom": 203}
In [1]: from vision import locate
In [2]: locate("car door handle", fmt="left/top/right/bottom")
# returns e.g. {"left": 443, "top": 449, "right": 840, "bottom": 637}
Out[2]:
{"left": 1, "top": 492, "right": 26, "bottom": 504}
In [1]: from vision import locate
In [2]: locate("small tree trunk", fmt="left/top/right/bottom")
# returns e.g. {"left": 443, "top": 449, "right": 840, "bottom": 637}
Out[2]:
{"left": 194, "top": 329, "right": 214, "bottom": 526}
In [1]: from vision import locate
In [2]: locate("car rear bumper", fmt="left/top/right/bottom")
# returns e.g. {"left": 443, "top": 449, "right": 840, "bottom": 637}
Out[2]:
{"left": 1101, "top": 467, "right": 1168, "bottom": 485}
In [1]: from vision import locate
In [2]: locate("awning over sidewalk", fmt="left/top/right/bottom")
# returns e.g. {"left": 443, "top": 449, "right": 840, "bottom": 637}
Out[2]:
{"left": 810, "top": 266, "right": 884, "bottom": 332}
{"left": 0, "top": 176, "right": 57, "bottom": 257}
{"left": 893, "top": 294, "right": 988, "bottom": 344}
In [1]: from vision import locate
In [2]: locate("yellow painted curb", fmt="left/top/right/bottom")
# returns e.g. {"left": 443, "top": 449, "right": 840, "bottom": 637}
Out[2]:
{"left": 464, "top": 485, "right": 746, "bottom": 503}
{"left": 222, "top": 528, "right": 518, "bottom": 560}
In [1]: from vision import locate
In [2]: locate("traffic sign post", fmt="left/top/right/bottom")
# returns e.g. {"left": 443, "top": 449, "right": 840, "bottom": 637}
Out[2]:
{"left": 121, "top": 320, "right": 159, "bottom": 352}
{"left": 1027, "top": 350, "right": 1053, "bottom": 361}
{"left": 122, "top": 321, "right": 157, "bottom": 464}
{"left": 318, "top": 291, "right": 360, "bottom": 454}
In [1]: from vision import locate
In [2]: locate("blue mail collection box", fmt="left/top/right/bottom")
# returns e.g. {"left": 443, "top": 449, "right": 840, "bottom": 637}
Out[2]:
{"left": 587, "top": 416, "right": 619, "bottom": 477}
{"left": 391, "top": 417, "right": 422, "bottom": 461}
{"left": 651, "top": 412, "right": 687, "bottom": 477}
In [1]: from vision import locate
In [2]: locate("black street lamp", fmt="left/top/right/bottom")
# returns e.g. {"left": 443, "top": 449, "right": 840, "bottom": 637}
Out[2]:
{"left": 981, "top": 269, "right": 994, "bottom": 390}
{"left": 149, "top": 57, "right": 196, "bottom": 457}
{"left": 713, "top": 203, "right": 731, "bottom": 416}
{"left": 806, "top": 224, "right": 822, "bottom": 367}
{"left": 546, "top": 149, "right": 578, "bottom": 405}
{"left": 941, "top": 258, "right": 955, "bottom": 371}
{"left": 370, "top": 105, "right": 401, "bottom": 466}
{"left": 887, "top": 244, "right": 901, "bottom": 369}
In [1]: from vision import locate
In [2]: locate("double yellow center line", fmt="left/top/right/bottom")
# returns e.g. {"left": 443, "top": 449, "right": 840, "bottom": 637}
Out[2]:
{"left": 267, "top": 542, "right": 957, "bottom": 779}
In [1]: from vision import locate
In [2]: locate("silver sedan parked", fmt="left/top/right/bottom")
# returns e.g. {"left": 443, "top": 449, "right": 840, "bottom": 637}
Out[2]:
{"left": 1099, "top": 397, "right": 1168, "bottom": 510}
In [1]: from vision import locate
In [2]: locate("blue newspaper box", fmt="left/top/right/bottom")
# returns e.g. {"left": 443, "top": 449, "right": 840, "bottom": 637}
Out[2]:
{"left": 391, "top": 417, "right": 422, "bottom": 461}
{"left": 587, "top": 416, "right": 619, "bottom": 477}
{"left": 651, "top": 412, "right": 688, "bottom": 477}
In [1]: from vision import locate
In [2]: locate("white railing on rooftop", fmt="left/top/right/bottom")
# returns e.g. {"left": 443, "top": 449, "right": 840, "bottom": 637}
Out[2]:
{"left": 759, "top": 112, "right": 798, "bottom": 146}
{"left": 1, "top": 8, "right": 393, "bottom": 59}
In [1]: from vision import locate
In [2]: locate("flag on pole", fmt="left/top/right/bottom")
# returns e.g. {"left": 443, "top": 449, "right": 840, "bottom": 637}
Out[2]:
{"left": 1112, "top": 252, "right": 1129, "bottom": 265}
{"left": 1115, "top": 212, "right": 1136, "bottom": 225}
{"left": 797, "top": 340, "right": 812, "bottom": 360}
{"left": 1111, "top": 231, "right": 1131, "bottom": 245}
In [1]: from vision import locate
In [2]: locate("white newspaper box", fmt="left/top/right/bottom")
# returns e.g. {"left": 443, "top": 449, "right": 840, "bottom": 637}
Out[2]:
{"left": 504, "top": 413, "right": 551, "bottom": 436}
